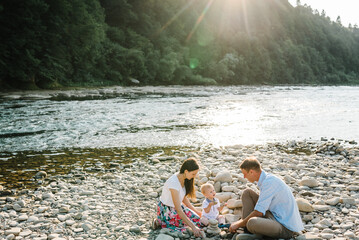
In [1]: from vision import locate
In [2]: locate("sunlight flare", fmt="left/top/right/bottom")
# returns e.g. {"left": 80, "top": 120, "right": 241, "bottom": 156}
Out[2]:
{"left": 186, "top": 0, "right": 215, "bottom": 43}
{"left": 154, "top": 0, "right": 195, "bottom": 37}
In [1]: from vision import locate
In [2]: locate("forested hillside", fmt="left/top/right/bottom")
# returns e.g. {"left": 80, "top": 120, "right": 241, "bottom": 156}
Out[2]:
{"left": 1, "top": 0, "right": 359, "bottom": 89}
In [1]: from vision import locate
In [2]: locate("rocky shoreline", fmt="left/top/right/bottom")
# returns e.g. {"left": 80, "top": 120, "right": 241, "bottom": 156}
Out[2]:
{"left": 1, "top": 140, "right": 358, "bottom": 240}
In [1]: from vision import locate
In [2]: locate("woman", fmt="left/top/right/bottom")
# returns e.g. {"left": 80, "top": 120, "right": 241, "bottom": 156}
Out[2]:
{"left": 154, "top": 157, "right": 202, "bottom": 237}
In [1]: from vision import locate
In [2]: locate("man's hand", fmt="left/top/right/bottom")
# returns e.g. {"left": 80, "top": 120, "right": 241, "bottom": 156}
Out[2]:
{"left": 229, "top": 220, "right": 242, "bottom": 233}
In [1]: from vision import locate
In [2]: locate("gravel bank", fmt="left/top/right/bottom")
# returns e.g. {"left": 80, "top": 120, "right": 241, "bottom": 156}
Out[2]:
{"left": 1, "top": 140, "right": 358, "bottom": 240}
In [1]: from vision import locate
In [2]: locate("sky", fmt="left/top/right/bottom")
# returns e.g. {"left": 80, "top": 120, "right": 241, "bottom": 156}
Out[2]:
{"left": 288, "top": 0, "right": 359, "bottom": 27}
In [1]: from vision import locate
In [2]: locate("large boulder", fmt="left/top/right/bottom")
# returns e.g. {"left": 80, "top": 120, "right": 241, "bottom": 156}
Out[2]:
{"left": 214, "top": 171, "right": 232, "bottom": 183}
{"left": 216, "top": 192, "right": 233, "bottom": 202}
{"left": 227, "top": 199, "right": 242, "bottom": 209}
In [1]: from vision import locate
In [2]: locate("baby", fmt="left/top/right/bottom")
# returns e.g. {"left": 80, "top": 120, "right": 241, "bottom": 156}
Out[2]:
{"left": 200, "top": 183, "right": 226, "bottom": 226}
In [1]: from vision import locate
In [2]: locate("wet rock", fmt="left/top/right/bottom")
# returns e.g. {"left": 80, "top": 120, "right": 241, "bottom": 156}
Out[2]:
{"left": 35, "top": 171, "right": 47, "bottom": 179}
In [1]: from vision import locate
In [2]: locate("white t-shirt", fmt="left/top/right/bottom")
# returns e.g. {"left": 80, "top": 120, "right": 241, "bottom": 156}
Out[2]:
{"left": 160, "top": 173, "right": 186, "bottom": 208}
{"left": 201, "top": 198, "right": 220, "bottom": 219}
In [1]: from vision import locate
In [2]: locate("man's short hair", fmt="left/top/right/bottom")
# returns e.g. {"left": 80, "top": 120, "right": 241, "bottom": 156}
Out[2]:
{"left": 200, "top": 183, "right": 213, "bottom": 194}
{"left": 239, "top": 156, "right": 261, "bottom": 172}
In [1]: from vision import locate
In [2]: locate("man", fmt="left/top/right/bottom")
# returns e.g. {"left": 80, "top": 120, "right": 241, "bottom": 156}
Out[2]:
{"left": 229, "top": 157, "right": 303, "bottom": 239}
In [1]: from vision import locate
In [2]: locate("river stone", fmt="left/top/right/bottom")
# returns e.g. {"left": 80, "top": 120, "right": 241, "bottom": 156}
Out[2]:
{"left": 5, "top": 228, "right": 21, "bottom": 236}
{"left": 79, "top": 191, "right": 94, "bottom": 196}
{"left": 325, "top": 197, "right": 340, "bottom": 205}
{"left": 37, "top": 207, "right": 48, "bottom": 213}
{"left": 296, "top": 198, "right": 314, "bottom": 212}
{"left": 59, "top": 206, "right": 69, "bottom": 213}
{"left": 320, "top": 233, "right": 334, "bottom": 239}
{"left": 149, "top": 191, "right": 158, "bottom": 198}
{"left": 6, "top": 234, "right": 15, "bottom": 240}
{"left": 326, "top": 171, "right": 336, "bottom": 177}
{"left": 129, "top": 225, "right": 141, "bottom": 233}
{"left": 65, "top": 220, "right": 75, "bottom": 226}
{"left": 18, "top": 215, "right": 28, "bottom": 221}
{"left": 9, "top": 221, "right": 18, "bottom": 227}
{"left": 27, "top": 216, "right": 39, "bottom": 222}
{"left": 12, "top": 203, "right": 22, "bottom": 211}
{"left": 313, "top": 205, "right": 330, "bottom": 211}
{"left": 214, "top": 181, "right": 221, "bottom": 192}
{"left": 341, "top": 207, "right": 349, "bottom": 214}
{"left": 198, "top": 177, "right": 208, "bottom": 186}
{"left": 340, "top": 198, "right": 356, "bottom": 205}
{"left": 296, "top": 233, "right": 321, "bottom": 240}
{"left": 224, "top": 214, "right": 240, "bottom": 223}
{"left": 82, "top": 223, "right": 93, "bottom": 231}
{"left": 42, "top": 193, "right": 54, "bottom": 199}
{"left": 284, "top": 175, "right": 296, "bottom": 184}
{"left": 227, "top": 199, "right": 242, "bottom": 209}
{"left": 216, "top": 192, "right": 233, "bottom": 202}
{"left": 318, "top": 219, "right": 332, "bottom": 227}
{"left": 222, "top": 186, "right": 235, "bottom": 192}
{"left": 302, "top": 215, "right": 313, "bottom": 221}
{"left": 214, "top": 171, "right": 232, "bottom": 183}
{"left": 35, "top": 171, "right": 47, "bottom": 179}
{"left": 57, "top": 215, "right": 67, "bottom": 222}
{"left": 344, "top": 231, "right": 355, "bottom": 238}
{"left": 48, "top": 234, "right": 60, "bottom": 239}
{"left": 16, "top": 200, "right": 25, "bottom": 207}
{"left": 347, "top": 185, "right": 359, "bottom": 191}
{"left": 19, "top": 229, "right": 32, "bottom": 237}
{"left": 155, "top": 234, "right": 174, "bottom": 240}
{"left": 299, "top": 179, "right": 319, "bottom": 187}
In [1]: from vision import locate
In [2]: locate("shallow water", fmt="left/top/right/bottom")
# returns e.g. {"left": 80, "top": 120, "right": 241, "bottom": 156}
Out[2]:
{"left": 1, "top": 86, "right": 358, "bottom": 151}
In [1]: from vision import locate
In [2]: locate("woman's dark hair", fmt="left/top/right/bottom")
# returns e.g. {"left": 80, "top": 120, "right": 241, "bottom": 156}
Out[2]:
{"left": 180, "top": 157, "right": 199, "bottom": 200}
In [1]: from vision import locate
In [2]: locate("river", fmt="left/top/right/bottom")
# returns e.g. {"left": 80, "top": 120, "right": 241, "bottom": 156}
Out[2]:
{"left": 0, "top": 85, "right": 358, "bottom": 152}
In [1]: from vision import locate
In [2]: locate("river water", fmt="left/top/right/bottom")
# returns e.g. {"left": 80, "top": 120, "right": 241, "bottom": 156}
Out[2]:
{"left": 1, "top": 85, "right": 358, "bottom": 152}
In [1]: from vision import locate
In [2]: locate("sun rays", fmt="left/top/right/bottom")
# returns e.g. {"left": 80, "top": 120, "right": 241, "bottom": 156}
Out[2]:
{"left": 154, "top": 0, "right": 196, "bottom": 37}
{"left": 185, "top": 0, "right": 215, "bottom": 42}
{"left": 155, "top": 0, "right": 252, "bottom": 43}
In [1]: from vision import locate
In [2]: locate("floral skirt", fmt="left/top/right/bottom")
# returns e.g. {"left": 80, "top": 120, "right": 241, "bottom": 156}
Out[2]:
{"left": 157, "top": 201, "right": 201, "bottom": 232}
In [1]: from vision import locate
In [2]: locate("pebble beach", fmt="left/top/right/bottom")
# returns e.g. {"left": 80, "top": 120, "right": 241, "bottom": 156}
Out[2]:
{"left": 1, "top": 140, "right": 358, "bottom": 240}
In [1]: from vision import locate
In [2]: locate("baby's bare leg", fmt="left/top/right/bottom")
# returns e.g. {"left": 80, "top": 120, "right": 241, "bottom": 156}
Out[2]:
{"left": 217, "top": 215, "right": 225, "bottom": 224}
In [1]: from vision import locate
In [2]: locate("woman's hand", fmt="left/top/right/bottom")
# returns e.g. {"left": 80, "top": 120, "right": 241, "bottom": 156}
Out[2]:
{"left": 191, "top": 226, "right": 202, "bottom": 237}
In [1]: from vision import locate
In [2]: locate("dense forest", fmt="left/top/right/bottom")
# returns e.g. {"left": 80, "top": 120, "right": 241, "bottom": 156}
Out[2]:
{"left": 1, "top": 0, "right": 359, "bottom": 89}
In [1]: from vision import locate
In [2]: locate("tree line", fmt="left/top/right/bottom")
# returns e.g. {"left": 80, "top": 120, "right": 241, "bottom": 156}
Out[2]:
{"left": 1, "top": 0, "right": 359, "bottom": 89}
